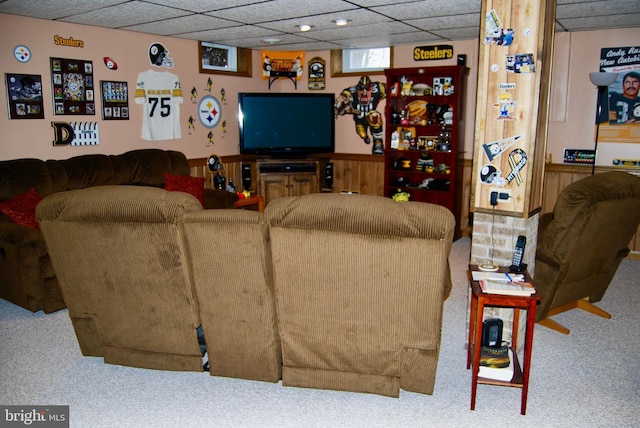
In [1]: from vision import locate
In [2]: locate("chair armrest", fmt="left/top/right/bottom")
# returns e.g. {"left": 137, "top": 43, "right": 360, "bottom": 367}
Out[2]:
{"left": 537, "top": 212, "right": 554, "bottom": 246}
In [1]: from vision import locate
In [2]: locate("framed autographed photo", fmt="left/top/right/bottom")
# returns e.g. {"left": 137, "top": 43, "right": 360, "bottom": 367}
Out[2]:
{"left": 51, "top": 57, "right": 95, "bottom": 115}
{"left": 199, "top": 42, "right": 237, "bottom": 72}
{"left": 5, "top": 73, "right": 44, "bottom": 119}
{"left": 100, "top": 80, "right": 129, "bottom": 120}
{"left": 198, "top": 41, "right": 252, "bottom": 77}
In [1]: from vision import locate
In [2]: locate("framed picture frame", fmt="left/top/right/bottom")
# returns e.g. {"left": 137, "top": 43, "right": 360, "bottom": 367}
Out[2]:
{"left": 50, "top": 57, "right": 95, "bottom": 115}
{"left": 100, "top": 80, "right": 129, "bottom": 120}
{"left": 199, "top": 42, "right": 237, "bottom": 73}
{"left": 5, "top": 73, "right": 44, "bottom": 119}
{"left": 198, "top": 42, "right": 252, "bottom": 77}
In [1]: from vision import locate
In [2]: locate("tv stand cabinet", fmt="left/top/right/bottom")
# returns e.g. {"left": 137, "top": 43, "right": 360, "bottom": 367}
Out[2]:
{"left": 257, "top": 159, "right": 320, "bottom": 205}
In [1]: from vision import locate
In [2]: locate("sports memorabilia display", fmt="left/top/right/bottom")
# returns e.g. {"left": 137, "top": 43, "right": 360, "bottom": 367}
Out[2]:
{"left": 5, "top": 73, "right": 44, "bottom": 119}
{"left": 100, "top": 81, "right": 129, "bottom": 120}
{"left": 50, "top": 57, "right": 95, "bottom": 115}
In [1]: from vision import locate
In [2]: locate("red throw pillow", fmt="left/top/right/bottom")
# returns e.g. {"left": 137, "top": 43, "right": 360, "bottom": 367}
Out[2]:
{"left": 0, "top": 188, "right": 43, "bottom": 229}
{"left": 163, "top": 173, "right": 205, "bottom": 207}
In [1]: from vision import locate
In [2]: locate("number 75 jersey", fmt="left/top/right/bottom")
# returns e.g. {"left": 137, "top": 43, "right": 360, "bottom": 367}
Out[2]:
{"left": 135, "top": 70, "right": 183, "bottom": 141}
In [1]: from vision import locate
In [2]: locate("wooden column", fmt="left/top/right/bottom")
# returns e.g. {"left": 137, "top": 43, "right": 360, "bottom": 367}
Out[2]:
{"left": 471, "top": 0, "right": 556, "bottom": 218}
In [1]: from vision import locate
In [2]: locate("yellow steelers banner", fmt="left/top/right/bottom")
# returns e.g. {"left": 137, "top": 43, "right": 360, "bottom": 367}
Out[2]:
{"left": 261, "top": 50, "right": 304, "bottom": 80}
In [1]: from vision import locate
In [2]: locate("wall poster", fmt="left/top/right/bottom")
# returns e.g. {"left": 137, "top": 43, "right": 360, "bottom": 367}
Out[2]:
{"left": 5, "top": 73, "right": 44, "bottom": 119}
{"left": 50, "top": 57, "right": 95, "bottom": 115}
{"left": 597, "top": 46, "right": 640, "bottom": 144}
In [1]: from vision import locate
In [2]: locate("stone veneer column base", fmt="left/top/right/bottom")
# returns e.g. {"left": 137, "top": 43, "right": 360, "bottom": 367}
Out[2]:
{"left": 467, "top": 212, "right": 540, "bottom": 357}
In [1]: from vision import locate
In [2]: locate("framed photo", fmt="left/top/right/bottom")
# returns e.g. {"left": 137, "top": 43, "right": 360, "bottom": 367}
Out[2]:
{"left": 5, "top": 73, "right": 44, "bottom": 119}
{"left": 50, "top": 57, "right": 95, "bottom": 115}
{"left": 100, "top": 80, "right": 129, "bottom": 120}
{"left": 199, "top": 42, "right": 238, "bottom": 73}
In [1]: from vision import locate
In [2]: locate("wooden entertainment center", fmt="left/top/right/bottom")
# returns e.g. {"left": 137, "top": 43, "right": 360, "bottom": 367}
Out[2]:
{"left": 256, "top": 159, "right": 321, "bottom": 206}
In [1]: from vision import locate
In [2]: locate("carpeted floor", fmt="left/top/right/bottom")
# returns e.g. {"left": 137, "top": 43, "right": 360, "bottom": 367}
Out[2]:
{"left": 1, "top": 237, "right": 639, "bottom": 427}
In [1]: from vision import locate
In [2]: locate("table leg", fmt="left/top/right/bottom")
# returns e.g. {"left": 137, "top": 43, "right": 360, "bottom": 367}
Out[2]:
{"left": 520, "top": 301, "right": 537, "bottom": 415}
{"left": 470, "top": 298, "right": 484, "bottom": 411}
{"left": 467, "top": 293, "right": 478, "bottom": 369}
{"left": 512, "top": 307, "right": 519, "bottom": 349}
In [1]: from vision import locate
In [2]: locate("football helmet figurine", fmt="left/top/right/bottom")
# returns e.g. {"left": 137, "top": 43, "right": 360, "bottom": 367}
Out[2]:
{"left": 148, "top": 42, "right": 174, "bottom": 68}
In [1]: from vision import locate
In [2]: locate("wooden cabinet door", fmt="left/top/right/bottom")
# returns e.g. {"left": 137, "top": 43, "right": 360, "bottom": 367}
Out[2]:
{"left": 260, "top": 173, "right": 289, "bottom": 205}
{"left": 290, "top": 174, "right": 319, "bottom": 197}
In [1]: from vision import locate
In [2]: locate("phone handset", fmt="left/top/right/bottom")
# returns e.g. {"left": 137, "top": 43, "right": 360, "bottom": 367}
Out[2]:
{"left": 509, "top": 235, "right": 528, "bottom": 273}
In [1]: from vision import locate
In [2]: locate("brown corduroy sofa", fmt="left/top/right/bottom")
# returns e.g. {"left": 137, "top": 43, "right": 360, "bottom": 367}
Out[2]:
{"left": 264, "top": 193, "right": 456, "bottom": 397}
{"left": 36, "top": 188, "right": 454, "bottom": 396}
{"left": 0, "top": 149, "right": 237, "bottom": 314}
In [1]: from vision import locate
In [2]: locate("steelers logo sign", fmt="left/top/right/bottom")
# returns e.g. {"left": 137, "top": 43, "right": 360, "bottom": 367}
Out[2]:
{"left": 198, "top": 95, "right": 222, "bottom": 128}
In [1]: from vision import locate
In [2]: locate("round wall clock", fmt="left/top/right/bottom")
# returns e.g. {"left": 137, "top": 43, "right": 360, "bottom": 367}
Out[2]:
{"left": 198, "top": 95, "right": 222, "bottom": 128}
{"left": 14, "top": 45, "right": 31, "bottom": 63}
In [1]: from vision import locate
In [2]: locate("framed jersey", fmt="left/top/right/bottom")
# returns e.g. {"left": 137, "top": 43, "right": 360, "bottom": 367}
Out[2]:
{"left": 134, "top": 70, "right": 183, "bottom": 141}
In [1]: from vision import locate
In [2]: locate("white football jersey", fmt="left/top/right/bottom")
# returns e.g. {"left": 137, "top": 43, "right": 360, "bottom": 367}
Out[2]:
{"left": 135, "top": 70, "right": 183, "bottom": 141}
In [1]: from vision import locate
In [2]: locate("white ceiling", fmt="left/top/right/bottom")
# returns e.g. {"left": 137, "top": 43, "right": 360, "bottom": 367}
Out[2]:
{"left": 1, "top": 0, "right": 639, "bottom": 51}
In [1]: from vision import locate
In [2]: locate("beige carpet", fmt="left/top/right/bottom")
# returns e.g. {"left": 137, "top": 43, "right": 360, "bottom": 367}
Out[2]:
{"left": 1, "top": 237, "right": 639, "bottom": 427}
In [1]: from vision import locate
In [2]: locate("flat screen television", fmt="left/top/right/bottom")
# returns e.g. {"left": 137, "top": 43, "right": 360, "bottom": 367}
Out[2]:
{"left": 238, "top": 92, "right": 335, "bottom": 157}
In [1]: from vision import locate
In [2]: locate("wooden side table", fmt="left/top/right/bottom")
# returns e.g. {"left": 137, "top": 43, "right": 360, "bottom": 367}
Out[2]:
{"left": 234, "top": 195, "right": 265, "bottom": 212}
{"left": 467, "top": 265, "right": 541, "bottom": 415}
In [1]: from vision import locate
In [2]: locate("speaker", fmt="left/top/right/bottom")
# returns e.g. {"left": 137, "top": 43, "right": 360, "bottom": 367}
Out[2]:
{"left": 324, "top": 162, "right": 334, "bottom": 189}
{"left": 241, "top": 164, "right": 252, "bottom": 192}
{"left": 482, "top": 318, "right": 503, "bottom": 348}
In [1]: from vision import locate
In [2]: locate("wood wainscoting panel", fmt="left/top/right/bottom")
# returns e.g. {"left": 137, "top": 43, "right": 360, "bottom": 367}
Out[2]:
{"left": 190, "top": 156, "right": 638, "bottom": 249}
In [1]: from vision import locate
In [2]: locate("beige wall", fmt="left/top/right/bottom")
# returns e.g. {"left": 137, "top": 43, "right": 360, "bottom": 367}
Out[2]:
{"left": 547, "top": 28, "right": 640, "bottom": 166}
{"left": 0, "top": 13, "right": 636, "bottom": 162}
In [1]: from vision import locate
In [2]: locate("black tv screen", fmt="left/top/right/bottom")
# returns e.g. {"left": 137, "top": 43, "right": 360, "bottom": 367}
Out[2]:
{"left": 238, "top": 93, "right": 335, "bottom": 156}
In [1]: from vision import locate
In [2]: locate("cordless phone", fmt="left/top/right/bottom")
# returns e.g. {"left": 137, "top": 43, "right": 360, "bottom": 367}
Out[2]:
{"left": 509, "top": 235, "right": 527, "bottom": 273}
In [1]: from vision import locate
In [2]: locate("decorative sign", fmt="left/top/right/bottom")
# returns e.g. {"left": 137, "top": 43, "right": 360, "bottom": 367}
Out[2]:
{"left": 262, "top": 50, "right": 304, "bottom": 80}
{"left": 198, "top": 95, "right": 222, "bottom": 128}
{"left": 5, "top": 73, "right": 44, "bottom": 119}
{"left": 564, "top": 149, "right": 595, "bottom": 165}
{"left": 51, "top": 121, "right": 100, "bottom": 146}
{"left": 13, "top": 45, "right": 31, "bottom": 63}
{"left": 53, "top": 35, "right": 84, "bottom": 48}
{"left": 308, "top": 56, "right": 325, "bottom": 90}
{"left": 613, "top": 159, "right": 640, "bottom": 167}
{"left": 50, "top": 57, "right": 95, "bottom": 115}
{"left": 100, "top": 80, "right": 129, "bottom": 120}
{"left": 413, "top": 45, "right": 454, "bottom": 61}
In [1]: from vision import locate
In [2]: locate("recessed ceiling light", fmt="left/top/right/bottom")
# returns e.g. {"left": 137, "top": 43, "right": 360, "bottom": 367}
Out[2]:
{"left": 299, "top": 24, "right": 312, "bottom": 32}
{"left": 262, "top": 37, "right": 281, "bottom": 45}
{"left": 333, "top": 19, "right": 349, "bottom": 26}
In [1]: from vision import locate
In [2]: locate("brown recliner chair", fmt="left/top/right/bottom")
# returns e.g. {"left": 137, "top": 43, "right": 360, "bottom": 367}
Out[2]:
{"left": 182, "top": 209, "right": 282, "bottom": 382}
{"left": 265, "top": 193, "right": 455, "bottom": 397}
{"left": 37, "top": 185, "right": 204, "bottom": 371}
{"left": 535, "top": 171, "right": 640, "bottom": 334}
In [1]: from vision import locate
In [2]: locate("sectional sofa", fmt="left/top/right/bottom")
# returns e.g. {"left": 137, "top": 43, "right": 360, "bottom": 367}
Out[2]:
{"left": 0, "top": 149, "right": 237, "bottom": 313}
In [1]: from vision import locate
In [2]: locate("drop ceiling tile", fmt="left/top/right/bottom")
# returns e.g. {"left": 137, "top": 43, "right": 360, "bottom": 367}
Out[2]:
{"left": 122, "top": 14, "right": 237, "bottom": 36}
{"left": 0, "top": 0, "right": 124, "bottom": 19}
{"left": 59, "top": 2, "right": 191, "bottom": 28}
{"left": 558, "top": 14, "right": 640, "bottom": 31}
{"left": 144, "top": 0, "right": 265, "bottom": 14}
{"left": 407, "top": 13, "right": 480, "bottom": 31}
{"left": 557, "top": 0, "right": 640, "bottom": 19}
{"left": 372, "top": 0, "right": 480, "bottom": 21}
{"left": 211, "top": 0, "right": 355, "bottom": 24}
{"left": 430, "top": 27, "right": 482, "bottom": 41}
